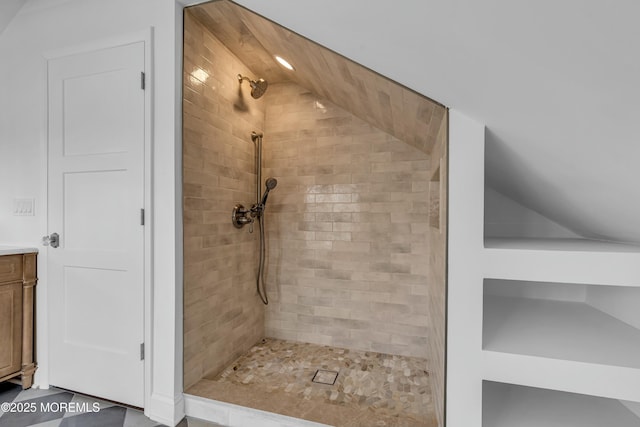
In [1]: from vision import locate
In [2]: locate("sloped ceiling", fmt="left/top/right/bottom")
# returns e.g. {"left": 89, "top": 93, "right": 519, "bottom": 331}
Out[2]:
{"left": 0, "top": 0, "right": 26, "bottom": 36}
{"left": 189, "top": 1, "right": 446, "bottom": 155}
{"left": 227, "top": 0, "right": 640, "bottom": 244}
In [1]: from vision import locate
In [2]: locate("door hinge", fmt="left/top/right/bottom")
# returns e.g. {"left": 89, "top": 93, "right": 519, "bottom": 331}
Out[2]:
{"left": 140, "top": 71, "right": 145, "bottom": 90}
{"left": 140, "top": 208, "right": 145, "bottom": 226}
{"left": 140, "top": 343, "right": 145, "bottom": 360}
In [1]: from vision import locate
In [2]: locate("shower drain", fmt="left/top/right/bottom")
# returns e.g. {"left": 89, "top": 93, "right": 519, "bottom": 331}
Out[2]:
{"left": 312, "top": 369, "right": 339, "bottom": 385}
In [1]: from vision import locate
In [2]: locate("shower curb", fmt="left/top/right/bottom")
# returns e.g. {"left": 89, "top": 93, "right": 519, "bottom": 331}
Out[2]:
{"left": 184, "top": 393, "right": 332, "bottom": 427}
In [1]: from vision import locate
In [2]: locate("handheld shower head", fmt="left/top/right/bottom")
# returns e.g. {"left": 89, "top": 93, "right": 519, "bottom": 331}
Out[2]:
{"left": 265, "top": 177, "right": 278, "bottom": 190}
{"left": 260, "top": 177, "right": 278, "bottom": 206}
{"left": 237, "top": 74, "right": 268, "bottom": 99}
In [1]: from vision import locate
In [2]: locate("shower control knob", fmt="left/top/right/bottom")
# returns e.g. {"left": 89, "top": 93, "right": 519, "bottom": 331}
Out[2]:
{"left": 232, "top": 204, "right": 253, "bottom": 230}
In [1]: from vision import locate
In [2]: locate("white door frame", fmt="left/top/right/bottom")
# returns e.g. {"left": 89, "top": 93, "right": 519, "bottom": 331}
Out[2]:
{"left": 39, "top": 28, "right": 153, "bottom": 410}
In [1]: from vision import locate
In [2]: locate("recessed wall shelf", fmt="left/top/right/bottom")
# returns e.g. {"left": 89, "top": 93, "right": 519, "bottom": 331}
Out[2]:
{"left": 483, "top": 381, "right": 640, "bottom": 427}
{"left": 429, "top": 165, "right": 441, "bottom": 230}
{"left": 483, "top": 294, "right": 640, "bottom": 369}
{"left": 448, "top": 121, "right": 640, "bottom": 426}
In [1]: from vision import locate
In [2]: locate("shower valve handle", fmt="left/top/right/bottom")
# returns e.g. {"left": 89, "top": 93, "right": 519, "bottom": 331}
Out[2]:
{"left": 232, "top": 204, "right": 254, "bottom": 230}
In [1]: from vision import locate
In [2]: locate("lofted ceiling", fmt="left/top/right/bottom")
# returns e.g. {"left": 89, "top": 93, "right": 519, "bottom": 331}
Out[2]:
{"left": 188, "top": 1, "right": 446, "bottom": 155}
{"left": 229, "top": 0, "right": 640, "bottom": 245}
{"left": 3, "top": 0, "right": 635, "bottom": 244}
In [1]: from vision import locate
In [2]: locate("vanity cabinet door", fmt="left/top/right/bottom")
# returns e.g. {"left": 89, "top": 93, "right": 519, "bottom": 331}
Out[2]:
{"left": 0, "top": 281, "right": 23, "bottom": 379}
{"left": 0, "top": 255, "right": 23, "bottom": 283}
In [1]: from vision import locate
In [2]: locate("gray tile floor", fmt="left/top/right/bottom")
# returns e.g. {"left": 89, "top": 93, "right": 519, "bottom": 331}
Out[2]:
{"left": 0, "top": 382, "right": 223, "bottom": 427}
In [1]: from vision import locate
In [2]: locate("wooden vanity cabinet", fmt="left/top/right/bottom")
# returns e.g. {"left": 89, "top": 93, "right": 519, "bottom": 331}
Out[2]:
{"left": 0, "top": 252, "right": 37, "bottom": 389}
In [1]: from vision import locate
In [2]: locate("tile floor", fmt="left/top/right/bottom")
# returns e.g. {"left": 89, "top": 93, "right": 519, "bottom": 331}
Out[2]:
{"left": 0, "top": 382, "right": 222, "bottom": 427}
{"left": 188, "top": 338, "right": 438, "bottom": 427}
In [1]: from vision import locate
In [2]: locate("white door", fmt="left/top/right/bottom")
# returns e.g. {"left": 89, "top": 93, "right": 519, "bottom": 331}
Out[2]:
{"left": 47, "top": 42, "right": 145, "bottom": 407}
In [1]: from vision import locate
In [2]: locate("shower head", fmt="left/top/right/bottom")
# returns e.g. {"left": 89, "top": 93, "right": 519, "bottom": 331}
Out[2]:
{"left": 260, "top": 177, "right": 278, "bottom": 206}
{"left": 250, "top": 79, "right": 268, "bottom": 99}
{"left": 237, "top": 74, "right": 268, "bottom": 99}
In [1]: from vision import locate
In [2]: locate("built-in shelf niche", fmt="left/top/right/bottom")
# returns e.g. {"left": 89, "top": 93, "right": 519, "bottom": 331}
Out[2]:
{"left": 429, "top": 164, "right": 441, "bottom": 229}
{"left": 483, "top": 381, "right": 640, "bottom": 427}
{"left": 483, "top": 279, "right": 640, "bottom": 369}
{"left": 483, "top": 186, "right": 582, "bottom": 240}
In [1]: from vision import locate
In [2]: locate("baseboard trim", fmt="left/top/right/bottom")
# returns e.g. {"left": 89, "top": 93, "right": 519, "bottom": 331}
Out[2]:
{"left": 146, "top": 392, "right": 185, "bottom": 427}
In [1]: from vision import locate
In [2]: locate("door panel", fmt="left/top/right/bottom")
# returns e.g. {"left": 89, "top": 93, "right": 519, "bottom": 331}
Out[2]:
{"left": 47, "top": 42, "right": 145, "bottom": 407}
{"left": 64, "top": 170, "right": 128, "bottom": 251}
{"left": 63, "top": 266, "right": 130, "bottom": 354}
{"left": 63, "top": 69, "right": 136, "bottom": 156}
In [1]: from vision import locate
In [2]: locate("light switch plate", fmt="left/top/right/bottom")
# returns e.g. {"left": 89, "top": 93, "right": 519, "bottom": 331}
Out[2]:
{"left": 13, "top": 198, "right": 35, "bottom": 216}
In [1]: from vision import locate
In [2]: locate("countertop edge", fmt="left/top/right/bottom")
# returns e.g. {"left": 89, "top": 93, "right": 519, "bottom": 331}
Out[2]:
{"left": 0, "top": 246, "right": 40, "bottom": 256}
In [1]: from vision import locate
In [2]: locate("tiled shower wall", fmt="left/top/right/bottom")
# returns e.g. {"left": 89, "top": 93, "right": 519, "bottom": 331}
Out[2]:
{"left": 427, "top": 113, "right": 448, "bottom": 427}
{"left": 183, "top": 12, "right": 265, "bottom": 390}
{"left": 262, "top": 82, "right": 432, "bottom": 358}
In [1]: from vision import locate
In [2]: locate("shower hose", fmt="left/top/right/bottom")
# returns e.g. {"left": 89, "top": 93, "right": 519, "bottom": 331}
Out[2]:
{"left": 257, "top": 214, "right": 268, "bottom": 305}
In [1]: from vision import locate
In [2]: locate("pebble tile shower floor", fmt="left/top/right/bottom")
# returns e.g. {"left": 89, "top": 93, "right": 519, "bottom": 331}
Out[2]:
{"left": 187, "top": 338, "right": 438, "bottom": 427}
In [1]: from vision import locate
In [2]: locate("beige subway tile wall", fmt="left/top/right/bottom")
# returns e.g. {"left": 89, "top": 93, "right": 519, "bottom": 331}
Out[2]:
{"left": 183, "top": 11, "right": 266, "bottom": 390}
{"left": 262, "top": 82, "right": 433, "bottom": 358}
{"left": 427, "top": 113, "right": 448, "bottom": 427}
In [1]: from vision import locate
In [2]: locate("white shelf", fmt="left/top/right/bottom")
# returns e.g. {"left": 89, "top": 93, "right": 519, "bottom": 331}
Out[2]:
{"left": 482, "top": 350, "right": 640, "bottom": 402}
{"left": 483, "top": 381, "right": 640, "bottom": 427}
{"left": 483, "top": 243, "right": 640, "bottom": 286}
{"left": 484, "top": 237, "right": 640, "bottom": 253}
{"left": 483, "top": 295, "right": 640, "bottom": 369}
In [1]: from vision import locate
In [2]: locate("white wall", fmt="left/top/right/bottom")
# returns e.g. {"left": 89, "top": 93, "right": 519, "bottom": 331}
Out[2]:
{"left": 0, "top": 0, "right": 183, "bottom": 425}
{"left": 0, "top": 0, "right": 24, "bottom": 36}
{"left": 621, "top": 401, "right": 640, "bottom": 419}
{"left": 586, "top": 286, "right": 640, "bottom": 330}
{"left": 447, "top": 109, "right": 486, "bottom": 427}
{"left": 485, "top": 187, "right": 578, "bottom": 239}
